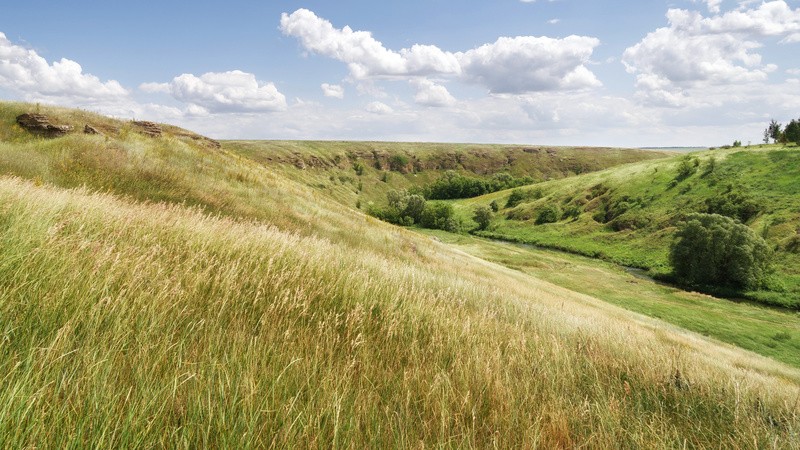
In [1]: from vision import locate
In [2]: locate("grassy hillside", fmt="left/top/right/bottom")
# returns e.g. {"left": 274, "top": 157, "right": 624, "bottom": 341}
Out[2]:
{"left": 1, "top": 102, "right": 799, "bottom": 447}
{"left": 457, "top": 146, "right": 800, "bottom": 307}
{"left": 224, "top": 139, "right": 667, "bottom": 208}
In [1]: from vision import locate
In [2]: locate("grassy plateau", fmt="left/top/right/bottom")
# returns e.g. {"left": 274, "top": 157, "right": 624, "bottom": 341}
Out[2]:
{"left": 0, "top": 101, "right": 799, "bottom": 447}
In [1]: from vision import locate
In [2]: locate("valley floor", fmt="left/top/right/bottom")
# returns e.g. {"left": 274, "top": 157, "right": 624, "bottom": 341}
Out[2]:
{"left": 421, "top": 230, "right": 800, "bottom": 369}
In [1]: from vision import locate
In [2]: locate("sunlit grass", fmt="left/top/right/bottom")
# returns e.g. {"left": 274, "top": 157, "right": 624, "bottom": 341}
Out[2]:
{"left": 1, "top": 101, "right": 799, "bottom": 447}
{"left": 1, "top": 176, "right": 798, "bottom": 447}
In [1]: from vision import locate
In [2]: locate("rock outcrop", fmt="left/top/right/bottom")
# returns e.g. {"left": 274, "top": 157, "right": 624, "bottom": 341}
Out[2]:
{"left": 132, "top": 121, "right": 162, "bottom": 137}
{"left": 16, "top": 114, "right": 73, "bottom": 137}
{"left": 83, "top": 124, "right": 101, "bottom": 135}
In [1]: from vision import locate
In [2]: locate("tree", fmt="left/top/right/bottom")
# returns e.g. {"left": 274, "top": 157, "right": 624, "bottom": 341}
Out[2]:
{"left": 473, "top": 206, "right": 493, "bottom": 231}
{"left": 535, "top": 204, "right": 562, "bottom": 225}
{"left": 669, "top": 213, "right": 772, "bottom": 290}
{"left": 768, "top": 119, "right": 782, "bottom": 144}
{"left": 763, "top": 127, "right": 770, "bottom": 145}
{"left": 489, "top": 200, "right": 500, "bottom": 212}
{"left": 784, "top": 118, "right": 800, "bottom": 145}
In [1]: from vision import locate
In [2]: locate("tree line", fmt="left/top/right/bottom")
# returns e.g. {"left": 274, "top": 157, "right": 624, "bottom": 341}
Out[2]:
{"left": 764, "top": 118, "right": 800, "bottom": 145}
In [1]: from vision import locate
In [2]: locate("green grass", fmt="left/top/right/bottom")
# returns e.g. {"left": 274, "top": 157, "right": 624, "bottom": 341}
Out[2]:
{"left": 0, "top": 101, "right": 799, "bottom": 447}
{"left": 454, "top": 146, "right": 800, "bottom": 308}
{"left": 423, "top": 230, "right": 800, "bottom": 368}
{"left": 224, "top": 139, "right": 667, "bottom": 208}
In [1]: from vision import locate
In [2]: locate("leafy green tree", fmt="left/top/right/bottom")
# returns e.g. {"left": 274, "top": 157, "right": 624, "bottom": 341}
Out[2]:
{"left": 473, "top": 205, "right": 493, "bottom": 231}
{"left": 670, "top": 213, "right": 772, "bottom": 290}
{"left": 535, "top": 204, "right": 562, "bottom": 225}
{"left": 489, "top": 200, "right": 500, "bottom": 212}
{"left": 768, "top": 119, "right": 782, "bottom": 144}
{"left": 675, "top": 156, "right": 696, "bottom": 181}
{"left": 784, "top": 118, "right": 800, "bottom": 145}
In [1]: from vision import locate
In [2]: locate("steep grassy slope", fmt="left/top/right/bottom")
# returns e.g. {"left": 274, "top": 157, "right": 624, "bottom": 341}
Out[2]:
{"left": 1, "top": 102, "right": 799, "bottom": 446}
{"left": 224, "top": 139, "right": 667, "bottom": 208}
{"left": 458, "top": 146, "right": 800, "bottom": 307}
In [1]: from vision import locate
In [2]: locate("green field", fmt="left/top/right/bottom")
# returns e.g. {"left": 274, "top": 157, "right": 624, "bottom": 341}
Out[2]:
{"left": 450, "top": 146, "right": 800, "bottom": 307}
{"left": 1, "top": 101, "right": 799, "bottom": 447}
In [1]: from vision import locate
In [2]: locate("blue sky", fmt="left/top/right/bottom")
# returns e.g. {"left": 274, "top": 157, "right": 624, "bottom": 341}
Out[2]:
{"left": 1, "top": 0, "right": 799, "bottom": 146}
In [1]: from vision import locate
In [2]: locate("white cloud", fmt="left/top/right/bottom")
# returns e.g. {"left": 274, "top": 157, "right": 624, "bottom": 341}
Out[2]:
{"left": 321, "top": 83, "right": 344, "bottom": 98}
{"left": 0, "top": 32, "right": 128, "bottom": 103}
{"left": 623, "top": 2, "right": 800, "bottom": 106}
{"left": 411, "top": 79, "right": 455, "bottom": 107}
{"left": 365, "top": 101, "right": 393, "bottom": 114}
{"left": 140, "top": 70, "right": 287, "bottom": 113}
{"left": 280, "top": 9, "right": 601, "bottom": 94}
{"left": 458, "top": 36, "right": 601, "bottom": 93}
{"left": 548, "top": 19, "right": 561, "bottom": 25}
{"left": 280, "top": 9, "right": 460, "bottom": 78}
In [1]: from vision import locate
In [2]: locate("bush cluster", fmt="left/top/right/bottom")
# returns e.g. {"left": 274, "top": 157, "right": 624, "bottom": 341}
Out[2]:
{"left": 368, "top": 189, "right": 459, "bottom": 232}
{"left": 669, "top": 213, "right": 772, "bottom": 290}
{"left": 704, "top": 188, "right": 761, "bottom": 223}
{"left": 420, "top": 171, "right": 533, "bottom": 200}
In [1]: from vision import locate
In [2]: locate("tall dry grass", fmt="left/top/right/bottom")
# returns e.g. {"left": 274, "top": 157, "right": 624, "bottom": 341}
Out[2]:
{"left": 0, "top": 176, "right": 798, "bottom": 448}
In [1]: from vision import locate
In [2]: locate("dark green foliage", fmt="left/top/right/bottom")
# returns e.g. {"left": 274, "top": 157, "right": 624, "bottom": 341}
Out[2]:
{"left": 784, "top": 118, "right": 800, "bottom": 145}
{"left": 733, "top": 140, "right": 742, "bottom": 148}
{"left": 421, "top": 171, "right": 532, "bottom": 200}
{"left": 506, "top": 188, "right": 542, "bottom": 208}
{"left": 381, "top": 171, "right": 390, "bottom": 183}
{"left": 593, "top": 195, "right": 642, "bottom": 224}
{"left": 704, "top": 189, "right": 761, "bottom": 223}
{"left": 419, "top": 202, "right": 459, "bottom": 232}
{"left": 388, "top": 154, "right": 410, "bottom": 172}
{"left": 784, "top": 234, "right": 800, "bottom": 253}
{"left": 473, "top": 205, "right": 493, "bottom": 231}
{"left": 370, "top": 190, "right": 459, "bottom": 232}
{"left": 489, "top": 200, "right": 500, "bottom": 212}
{"left": 768, "top": 119, "right": 782, "bottom": 144}
{"left": 353, "top": 162, "right": 365, "bottom": 176}
{"left": 675, "top": 157, "right": 696, "bottom": 181}
{"left": 386, "top": 190, "right": 426, "bottom": 224}
{"left": 669, "top": 213, "right": 772, "bottom": 290}
{"left": 535, "top": 204, "right": 561, "bottom": 225}
{"left": 702, "top": 157, "right": 716, "bottom": 177}
{"left": 562, "top": 204, "right": 582, "bottom": 221}
{"left": 611, "top": 211, "right": 651, "bottom": 231}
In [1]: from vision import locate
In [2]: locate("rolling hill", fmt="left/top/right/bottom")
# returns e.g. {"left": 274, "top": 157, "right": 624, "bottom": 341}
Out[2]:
{"left": 456, "top": 146, "right": 800, "bottom": 308}
{"left": 0, "top": 101, "right": 798, "bottom": 447}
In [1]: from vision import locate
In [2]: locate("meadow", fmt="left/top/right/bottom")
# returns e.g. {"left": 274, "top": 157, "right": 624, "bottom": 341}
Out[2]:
{"left": 0, "top": 102, "right": 798, "bottom": 447}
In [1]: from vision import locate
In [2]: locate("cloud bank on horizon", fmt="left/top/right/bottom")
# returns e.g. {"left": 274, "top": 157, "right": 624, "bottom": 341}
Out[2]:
{"left": 0, "top": 1, "right": 799, "bottom": 147}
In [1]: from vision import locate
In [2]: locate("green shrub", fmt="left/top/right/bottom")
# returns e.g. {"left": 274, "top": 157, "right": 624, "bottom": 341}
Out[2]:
{"left": 489, "top": 200, "right": 500, "bottom": 212}
{"left": 535, "top": 204, "right": 561, "bottom": 225}
{"left": 669, "top": 213, "right": 773, "bottom": 290}
{"left": 473, "top": 205, "right": 493, "bottom": 231}
{"left": 420, "top": 202, "right": 459, "bottom": 232}
{"left": 675, "top": 157, "right": 696, "bottom": 181}
{"left": 506, "top": 188, "right": 542, "bottom": 208}
{"left": 704, "top": 189, "right": 761, "bottom": 223}
{"left": 353, "top": 162, "right": 365, "bottom": 176}
{"left": 388, "top": 154, "right": 410, "bottom": 172}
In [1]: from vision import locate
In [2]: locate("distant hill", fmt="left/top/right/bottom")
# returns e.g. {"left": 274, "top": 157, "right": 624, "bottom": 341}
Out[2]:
{"left": 461, "top": 145, "right": 800, "bottom": 307}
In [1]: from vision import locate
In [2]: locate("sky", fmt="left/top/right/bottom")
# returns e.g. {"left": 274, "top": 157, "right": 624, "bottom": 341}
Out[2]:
{"left": 1, "top": 0, "right": 799, "bottom": 147}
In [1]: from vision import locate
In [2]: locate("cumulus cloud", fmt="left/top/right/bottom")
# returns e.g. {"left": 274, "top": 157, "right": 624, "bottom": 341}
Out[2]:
{"left": 623, "top": 1, "right": 800, "bottom": 106}
{"left": 365, "top": 101, "right": 393, "bottom": 114}
{"left": 321, "top": 83, "right": 344, "bottom": 98}
{"left": 458, "top": 36, "right": 601, "bottom": 93}
{"left": 280, "top": 9, "right": 460, "bottom": 78}
{"left": 0, "top": 31, "right": 128, "bottom": 103}
{"left": 411, "top": 79, "right": 455, "bottom": 107}
{"left": 140, "top": 70, "right": 286, "bottom": 113}
{"left": 280, "top": 9, "right": 601, "bottom": 94}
